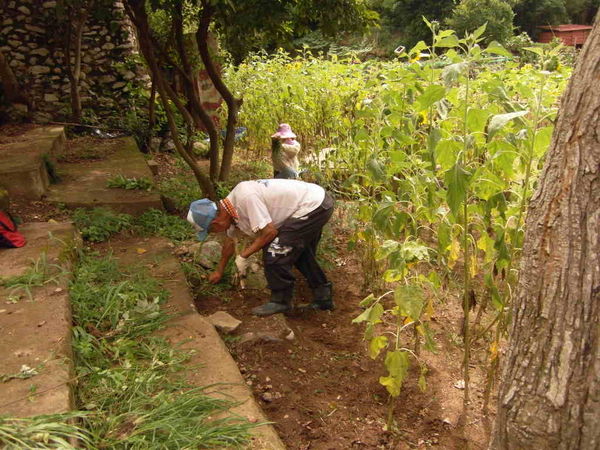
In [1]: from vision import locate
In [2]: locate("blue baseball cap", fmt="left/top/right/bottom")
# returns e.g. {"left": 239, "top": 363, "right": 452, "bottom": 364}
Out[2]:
{"left": 187, "top": 199, "right": 218, "bottom": 241}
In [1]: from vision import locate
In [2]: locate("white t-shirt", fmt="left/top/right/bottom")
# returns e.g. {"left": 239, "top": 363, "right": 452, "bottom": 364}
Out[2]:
{"left": 226, "top": 179, "right": 325, "bottom": 237}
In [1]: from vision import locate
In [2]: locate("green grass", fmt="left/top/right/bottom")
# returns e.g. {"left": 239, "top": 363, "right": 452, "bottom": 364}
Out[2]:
{"left": 70, "top": 252, "right": 255, "bottom": 448}
{"left": 73, "top": 208, "right": 134, "bottom": 242}
{"left": 0, "top": 253, "right": 67, "bottom": 300}
{"left": 135, "top": 209, "right": 195, "bottom": 242}
{"left": 0, "top": 412, "right": 92, "bottom": 449}
{"left": 107, "top": 174, "right": 153, "bottom": 191}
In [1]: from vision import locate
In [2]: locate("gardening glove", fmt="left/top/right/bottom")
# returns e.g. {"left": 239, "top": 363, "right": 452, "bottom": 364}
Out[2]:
{"left": 235, "top": 255, "right": 250, "bottom": 289}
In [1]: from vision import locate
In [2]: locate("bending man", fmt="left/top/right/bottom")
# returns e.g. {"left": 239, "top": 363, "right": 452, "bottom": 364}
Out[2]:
{"left": 187, "top": 179, "right": 334, "bottom": 316}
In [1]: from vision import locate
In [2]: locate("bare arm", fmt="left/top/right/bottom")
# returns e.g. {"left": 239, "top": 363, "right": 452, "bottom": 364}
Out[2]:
{"left": 208, "top": 236, "right": 235, "bottom": 283}
{"left": 240, "top": 223, "right": 278, "bottom": 258}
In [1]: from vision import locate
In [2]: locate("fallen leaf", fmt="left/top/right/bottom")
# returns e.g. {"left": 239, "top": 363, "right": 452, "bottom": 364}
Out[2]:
{"left": 136, "top": 248, "right": 147, "bottom": 254}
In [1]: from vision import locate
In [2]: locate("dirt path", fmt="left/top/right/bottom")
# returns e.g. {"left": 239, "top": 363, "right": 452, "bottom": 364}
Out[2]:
{"left": 193, "top": 221, "right": 493, "bottom": 449}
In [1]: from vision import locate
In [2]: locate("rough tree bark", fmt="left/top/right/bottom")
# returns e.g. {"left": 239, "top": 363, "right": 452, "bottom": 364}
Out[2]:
{"left": 62, "top": 2, "right": 89, "bottom": 123}
{"left": 489, "top": 15, "right": 600, "bottom": 450}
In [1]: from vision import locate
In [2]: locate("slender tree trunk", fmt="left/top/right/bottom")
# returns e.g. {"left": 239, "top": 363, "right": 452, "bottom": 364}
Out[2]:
{"left": 64, "top": 7, "right": 87, "bottom": 123}
{"left": 489, "top": 16, "right": 600, "bottom": 450}
{"left": 124, "top": 0, "right": 216, "bottom": 199}
{"left": 148, "top": 78, "right": 156, "bottom": 132}
{"left": 197, "top": 2, "right": 242, "bottom": 182}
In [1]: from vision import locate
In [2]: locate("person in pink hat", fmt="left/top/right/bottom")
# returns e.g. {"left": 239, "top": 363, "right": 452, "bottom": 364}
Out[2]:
{"left": 271, "top": 123, "right": 301, "bottom": 179}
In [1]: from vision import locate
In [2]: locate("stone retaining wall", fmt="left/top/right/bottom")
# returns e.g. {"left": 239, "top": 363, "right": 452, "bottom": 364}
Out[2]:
{"left": 0, "top": 0, "right": 146, "bottom": 123}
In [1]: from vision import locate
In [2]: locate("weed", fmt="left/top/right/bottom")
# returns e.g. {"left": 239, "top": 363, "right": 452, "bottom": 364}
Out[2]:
{"left": 0, "top": 412, "right": 92, "bottom": 449}
{"left": 107, "top": 174, "right": 153, "bottom": 191}
{"left": 134, "top": 209, "right": 194, "bottom": 242}
{"left": 72, "top": 208, "right": 134, "bottom": 242}
{"left": 70, "top": 252, "right": 255, "bottom": 446}
{"left": 0, "top": 253, "right": 67, "bottom": 299}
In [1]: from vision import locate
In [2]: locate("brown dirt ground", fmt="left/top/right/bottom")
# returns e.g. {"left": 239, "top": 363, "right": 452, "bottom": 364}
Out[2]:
{"left": 192, "top": 215, "right": 496, "bottom": 450}
{"left": 4, "top": 134, "right": 498, "bottom": 448}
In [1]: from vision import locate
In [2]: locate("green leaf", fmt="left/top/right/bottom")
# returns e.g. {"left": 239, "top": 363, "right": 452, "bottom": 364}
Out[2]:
{"left": 369, "top": 335, "right": 388, "bottom": 359}
{"left": 472, "top": 167, "right": 506, "bottom": 201}
{"left": 524, "top": 46, "right": 545, "bottom": 57}
{"left": 427, "top": 127, "right": 442, "bottom": 155}
{"left": 473, "top": 23, "right": 487, "bottom": 40}
{"left": 359, "top": 293, "right": 376, "bottom": 307}
{"left": 367, "top": 157, "right": 386, "bottom": 182}
{"left": 435, "top": 35, "right": 459, "bottom": 48}
{"left": 379, "top": 350, "right": 410, "bottom": 397}
{"left": 394, "top": 285, "right": 424, "bottom": 320}
{"left": 484, "top": 41, "right": 512, "bottom": 57}
{"left": 435, "top": 139, "right": 461, "bottom": 171}
{"left": 442, "top": 62, "right": 467, "bottom": 86}
{"left": 352, "top": 302, "right": 385, "bottom": 324}
{"left": 533, "top": 126, "right": 553, "bottom": 157}
{"left": 445, "top": 163, "right": 471, "bottom": 216}
{"left": 487, "top": 111, "right": 528, "bottom": 140}
{"left": 422, "top": 323, "right": 437, "bottom": 352}
{"left": 409, "top": 40, "right": 428, "bottom": 57}
{"left": 416, "top": 85, "right": 446, "bottom": 112}
{"left": 467, "top": 108, "right": 490, "bottom": 133}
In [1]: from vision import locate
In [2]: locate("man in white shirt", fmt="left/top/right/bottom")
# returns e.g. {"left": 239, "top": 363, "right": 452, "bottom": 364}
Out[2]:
{"left": 188, "top": 179, "right": 334, "bottom": 316}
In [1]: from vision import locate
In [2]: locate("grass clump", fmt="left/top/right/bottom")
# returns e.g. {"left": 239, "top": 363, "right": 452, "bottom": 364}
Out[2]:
{"left": 71, "top": 252, "right": 255, "bottom": 448}
{"left": 0, "top": 412, "right": 92, "bottom": 449}
{"left": 0, "top": 253, "right": 66, "bottom": 300}
{"left": 72, "top": 208, "right": 134, "bottom": 242}
{"left": 135, "top": 209, "right": 194, "bottom": 242}
{"left": 107, "top": 174, "right": 153, "bottom": 191}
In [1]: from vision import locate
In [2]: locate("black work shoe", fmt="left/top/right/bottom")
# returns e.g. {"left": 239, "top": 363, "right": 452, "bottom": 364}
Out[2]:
{"left": 252, "top": 302, "right": 291, "bottom": 316}
{"left": 298, "top": 282, "right": 335, "bottom": 311}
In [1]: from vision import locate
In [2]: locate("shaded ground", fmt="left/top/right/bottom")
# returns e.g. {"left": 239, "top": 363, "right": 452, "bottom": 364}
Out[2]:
{"left": 191, "top": 216, "right": 495, "bottom": 450}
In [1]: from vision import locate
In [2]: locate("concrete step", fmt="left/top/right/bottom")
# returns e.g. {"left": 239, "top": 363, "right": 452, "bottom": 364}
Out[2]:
{"left": 0, "top": 127, "right": 65, "bottom": 199}
{"left": 46, "top": 137, "right": 163, "bottom": 215}
{"left": 107, "top": 236, "right": 285, "bottom": 449}
{"left": 0, "top": 222, "right": 80, "bottom": 417}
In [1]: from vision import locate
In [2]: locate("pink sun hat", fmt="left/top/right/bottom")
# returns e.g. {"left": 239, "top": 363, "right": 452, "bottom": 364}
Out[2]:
{"left": 271, "top": 123, "right": 297, "bottom": 139}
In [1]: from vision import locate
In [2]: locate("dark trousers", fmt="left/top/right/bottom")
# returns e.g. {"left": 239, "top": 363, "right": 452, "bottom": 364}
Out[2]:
{"left": 263, "top": 193, "right": 334, "bottom": 292}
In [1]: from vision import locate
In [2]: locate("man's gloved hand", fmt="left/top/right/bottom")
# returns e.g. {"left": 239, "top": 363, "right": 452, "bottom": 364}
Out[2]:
{"left": 235, "top": 255, "right": 250, "bottom": 275}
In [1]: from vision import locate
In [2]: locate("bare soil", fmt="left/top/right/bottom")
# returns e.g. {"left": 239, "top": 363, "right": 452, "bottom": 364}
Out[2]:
{"left": 192, "top": 217, "right": 495, "bottom": 450}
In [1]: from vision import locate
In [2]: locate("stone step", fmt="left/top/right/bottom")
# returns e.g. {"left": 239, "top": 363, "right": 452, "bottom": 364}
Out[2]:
{"left": 0, "top": 222, "right": 80, "bottom": 417}
{"left": 107, "top": 236, "right": 285, "bottom": 449}
{"left": 46, "top": 137, "right": 163, "bottom": 215}
{"left": 0, "top": 127, "right": 65, "bottom": 199}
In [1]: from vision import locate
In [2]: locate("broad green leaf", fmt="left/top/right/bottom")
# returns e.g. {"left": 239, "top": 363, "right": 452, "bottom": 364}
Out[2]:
{"left": 359, "top": 293, "right": 376, "bottom": 307}
{"left": 533, "top": 126, "right": 553, "bottom": 157}
{"left": 394, "top": 285, "right": 424, "bottom": 320}
{"left": 473, "top": 24, "right": 487, "bottom": 40}
{"left": 355, "top": 127, "right": 370, "bottom": 142}
{"left": 442, "top": 62, "right": 467, "bottom": 86}
{"left": 445, "top": 163, "right": 471, "bottom": 216}
{"left": 379, "top": 350, "right": 410, "bottom": 396}
{"left": 435, "top": 139, "right": 461, "bottom": 171}
{"left": 435, "top": 35, "right": 459, "bottom": 48}
{"left": 379, "top": 375, "right": 402, "bottom": 397}
{"left": 409, "top": 40, "right": 428, "bottom": 57}
{"left": 484, "top": 41, "right": 512, "bottom": 57}
{"left": 472, "top": 167, "right": 506, "bottom": 201}
{"left": 383, "top": 269, "right": 404, "bottom": 283}
{"left": 467, "top": 108, "right": 490, "bottom": 133}
{"left": 416, "top": 85, "right": 446, "bottom": 112}
{"left": 427, "top": 127, "right": 442, "bottom": 155}
{"left": 422, "top": 323, "right": 437, "bottom": 352}
{"left": 367, "top": 157, "right": 386, "bottom": 182}
{"left": 477, "top": 233, "right": 495, "bottom": 263}
{"left": 401, "top": 241, "right": 430, "bottom": 262}
{"left": 364, "top": 322, "right": 374, "bottom": 341}
{"left": 524, "top": 46, "right": 545, "bottom": 57}
{"left": 352, "top": 302, "right": 385, "bottom": 324}
{"left": 487, "top": 111, "right": 528, "bottom": 140}
{"left": 369, "top": 335, "right": 388, "bottom": 359}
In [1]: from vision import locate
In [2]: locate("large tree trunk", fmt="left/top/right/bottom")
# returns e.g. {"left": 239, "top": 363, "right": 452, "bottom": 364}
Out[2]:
{"left": 489, "top": 16, "right": 600, "bottom": 450}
